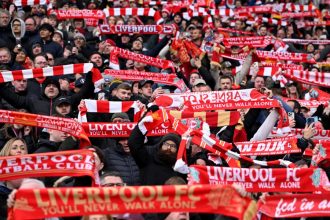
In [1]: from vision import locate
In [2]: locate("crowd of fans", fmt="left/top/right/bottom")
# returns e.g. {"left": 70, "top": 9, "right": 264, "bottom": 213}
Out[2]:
{"left": 0, "top": 0, "right": 330, "bottom": 219}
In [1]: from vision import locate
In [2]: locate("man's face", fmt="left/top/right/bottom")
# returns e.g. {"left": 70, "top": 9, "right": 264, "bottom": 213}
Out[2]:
{"left": 199, "top": 85, "right": 211, "bottom": 92}
{"left": 73, "top": 20, "right": 84, "bottom": 28}
{"left": 39, "top": 28, "right": 52, "bottom": 40}
{"left": 32, "top": 45, "right": 42, "bottom": 56}
{"left": 134, "top": 61, "right": 146, "bottom": 70}
{"left": 44, "top": 84, "right": 59, "bottom": 98}
{"left": 52, "top": 33, "right": 62, "bottom": 44}
{"left": 191, "top": 29, "right": 202, "bottom": 41}
{"left": 121, "top": 35, "right": 130, "bottom": 44}
{"left": 34, "top": 56, "right": 48, "bottom": 68}
{"left": 116, "top": 88, "right": 132, "bottom": 101}
{"left": 219, "top": 78, "right": 232, "bottom": 90}
{"left": 101, "top": 176, "right": 124, "bottom": 187}
{"left": 25, "top": 18, "right": 36, "bottom": 31}
{"left": 235, "top": 20, "right": 242, "bottom": 30}
{"left": 158, "top": 140, "right": 177, "bottom": 165}
{"left": 119, "top": 139, "right": 129, "bottom": 153}
{"left": 12, "top": 80, "right": 27, "bottom": 92}
{"left": 140, "top": 83, "right": 153, "bottom": 97}
{"left": 12, "top": 20, "right": 21, "bottom": 33}
{"left": 259, "top": 27, "right": 267, "bottom": 36}
{"left": 254, "top": 77, "right": 265, "bottom": 89}
{"left": 49, "top": 129, "right": 68, "bottom": 142}
{"left": 0, "top": 50, "right": 10, "bottom": 64}
{"left": 74, "top": 36, "right": 85, "bottom": 48}
{"left": 56, "top": 103, "right": 71, "bottom": 116}
{"left": 189, "top": 73, "right": 200, "bottom": 86}
{"left": 132, "top": 40, "right": 142, "bottom": 51}
{"left": 90, "top": 54, "right": 103, "bottom": 67}
{"left": 0, "top": 12, "right": 10, "bottom": 27}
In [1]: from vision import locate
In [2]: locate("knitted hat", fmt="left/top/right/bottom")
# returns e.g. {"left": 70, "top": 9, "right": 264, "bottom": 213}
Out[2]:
{"left": 73, "top": 32, "right": 86, "bottom": 41}
{"left": 159, "top": 133, "right": 181, "bottom": 149}
{"left": 43, "top": 77, "right": 60, "bottom": 91}
{"left": 111, "top": 113, "right": 130, "bottom": 122}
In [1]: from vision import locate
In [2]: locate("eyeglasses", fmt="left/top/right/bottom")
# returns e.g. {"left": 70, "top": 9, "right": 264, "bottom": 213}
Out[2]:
{"left": 102, "top": 183, "right": 126, "bottom": 187}
{"left": 162, "top": 142, "right": 177, "bottom": 149}
{"left": 74, "top": 37, "right": 84, "bottom": 41}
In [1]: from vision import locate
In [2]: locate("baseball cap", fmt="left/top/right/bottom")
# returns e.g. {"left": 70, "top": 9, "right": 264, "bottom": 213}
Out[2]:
{"left": 54, "top": 96, "right": 71, "bottom": 107}
{"left": 193, "top": 79, "right": 206, "bottom": 87}
{"left": 138, "top": 80, "right": 154, "bottom": 89}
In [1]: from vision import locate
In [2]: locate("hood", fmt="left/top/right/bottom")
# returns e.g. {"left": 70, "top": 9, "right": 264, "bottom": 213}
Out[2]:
{"left": 11, "top": 18, "right": 26, "bottom": 40}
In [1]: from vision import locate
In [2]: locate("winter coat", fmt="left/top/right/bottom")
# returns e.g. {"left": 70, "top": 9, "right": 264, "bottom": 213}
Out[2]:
{"left": 34, "top": 138, "right": 60, "bottom": 153}
{"left": 39, "top": 39, "right": 63, "bottom": 59}
{"left": 128, "top": 127, "right": 181, "bottom": 185}
{"left": 10, "top": 18, "right": 26, "bottom": 44}
{"left": 103, "top": 142, "right": 140, "bottom": 186}
{"left": 0, "top": 72, "right": 94, "bottom": 116}
{"left": 0, "top": 25, "right": 16, "bottom": 50}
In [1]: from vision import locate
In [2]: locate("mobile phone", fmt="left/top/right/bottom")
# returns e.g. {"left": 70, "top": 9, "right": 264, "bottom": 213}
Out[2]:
{"left": 306, "top": 116, "right": 318, "bottom": 126}
{"left": 288, "top": 112, "right": 295, "bottom": 120}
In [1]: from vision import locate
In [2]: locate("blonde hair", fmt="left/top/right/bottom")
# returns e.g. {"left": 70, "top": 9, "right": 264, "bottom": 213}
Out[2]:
{"left": 0, "top": 137, "right": 27, "bottom": 156}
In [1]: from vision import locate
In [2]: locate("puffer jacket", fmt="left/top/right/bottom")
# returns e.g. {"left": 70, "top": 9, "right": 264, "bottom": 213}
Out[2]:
{"left": 103, "top": 141, "right": 140, "bottom": 186}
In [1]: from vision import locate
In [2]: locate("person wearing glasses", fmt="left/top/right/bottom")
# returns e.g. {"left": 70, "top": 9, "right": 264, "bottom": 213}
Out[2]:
{"left": 128, "top": 111, "right": 182, "bottom": 185}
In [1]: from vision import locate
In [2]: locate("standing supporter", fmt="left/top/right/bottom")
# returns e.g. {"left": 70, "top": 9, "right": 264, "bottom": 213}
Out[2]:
{"left": 0, "top": 9, "right": 15, "bottom": 49}
{"left": 37, "top": 23, "right": 63, "bottom": 58}
{"left": 128, "top": 109, "right": 182, "bottom": 185}
{"left": 103, "top": 113, "right": 140, "bottom": 186}
{"left": 218, "top": 75, "right": 233, "bottom": 91}
{"left": 10, "top": 17, "right": 25, "bottom": 44}
{"left": 0, "top": 47, "right": 23, "bottom": 70}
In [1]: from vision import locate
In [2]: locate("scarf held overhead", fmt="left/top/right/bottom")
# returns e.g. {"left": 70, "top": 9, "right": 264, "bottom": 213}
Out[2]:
{"left": 188, "top": 165, "right": 330, "bottom": 193}
{"left": 10, "top": 185, "right": 256, "bottom": 220}
{"left": 0, "top": 110, "right": 91, "bottom": 148}
{"left": 0, "top": 150, "right": 96, "bottom": 181}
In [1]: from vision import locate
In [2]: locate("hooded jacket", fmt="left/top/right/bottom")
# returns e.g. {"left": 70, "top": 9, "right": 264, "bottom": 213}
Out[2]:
{"left": 0, "top": 72, "right": 94, "bottom": 116}
{"left": 128, "top": 126, "right": 182, "bottom": 185}
{"left": 103, "top": 140, "right": 140, "bottom": 186}
{"left": 10, "top": 18, "right": 26, "bottom": 44}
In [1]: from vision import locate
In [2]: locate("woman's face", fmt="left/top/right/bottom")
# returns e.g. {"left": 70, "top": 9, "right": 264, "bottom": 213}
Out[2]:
{"left": 10, "top": 140, "right": 27, "bottom": 156}
{"left": 108, "top": 16, "right": 116, "bottom": 25}
{"left": 15, "top": 51, "right": 26, "bottom": 63}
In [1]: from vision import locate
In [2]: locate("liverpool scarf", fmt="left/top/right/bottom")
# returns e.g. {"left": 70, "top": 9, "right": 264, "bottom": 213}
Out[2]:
{"left": 78, "top": 99, "right": 142, "bottom": 122}
{"left": 222, "top": 36, "right": 273, "bottom": 48}
{"left": 0, "top": 63, "right": 103, "bottom": 92}
{"left": 103, "top": 8, "right": 163, "bottom": 24}
{"left": 258, "top": 193, "right": 330, "bottom": 218}
{"left": 109, "top": 46, "right": 174, "bottom": 71}
{"left": 235, "top": 136, "right": 300, "bottom": 156}
{"left": 104, "top": 69, "right": 189, "bottom": 92}
{"left": 283, "top": 70, "right": 330, "bottom": 88}
{"left": 9, "top": 185, "right": 256, "bottom": 220}
{"left": 188, "top": 165, "right": 330, "bottom": 192}
{"left": 0, "top": 150, "right": 96, "bottom": 182}
{"left": 0, "top": 110, "right": 91, "bottom": 148}
{"left": 14, "top": 0, "right": 49, "bottom": 6}
{"left": 50, "top": 9, "right": 105, "bottom": 20}
{"left": 99, "top": 24, "right": 176, "bottom": 35}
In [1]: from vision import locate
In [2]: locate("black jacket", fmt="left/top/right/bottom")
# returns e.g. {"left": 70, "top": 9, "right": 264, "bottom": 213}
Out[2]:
{"left": 0, "top": 25, "right": 16, "bottom": 50}
{"left": 34, "top": 138, "right": 60, "bottom": 153}
{"left": 103, "top": 141, "right": 140, "bottom": 186}
{"left": 0, "top": 72, "right": 94, "bottom": 116}
{"left": 128, "top": 126, "right": 180, "bottom": 185}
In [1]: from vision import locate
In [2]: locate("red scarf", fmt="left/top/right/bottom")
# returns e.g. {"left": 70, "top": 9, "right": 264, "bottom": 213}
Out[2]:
{"left": 109, "top": 46, "right": 174, "bottom": 71}
{"left": 99, "top": 24, "right": 176, "bottom": 35}
{"left": 50, "top": 9, "right": 105, "bottom": 20}
{"left": 283, "top": 69, "right": 330, "bottom": 88}
{"left": 189, "top": 165, "right": 330, "bottom": 192}
{"left": 0, "top": 110, "right": 91, "bottom": 148}
{"left": 235, "top": 136, "right": 300, "bottom": 156}
{"left": 223, "top": 36, "right": 273, "bottom": 48}
{"left": 14, "top": 0, "right": 49, "bottom": 6}
{"left": 104, "top": 69, "right": 189, "bottom": 92}
{"left": 258, "top": 193, "right": 330, "bottom": 218}
{"left": 103, "top": 8, "right": 162, "bottom": 24}
{"left": 0, "top": 150, "right": 97, "bottom": 182}
{"left": 9, "top": 185, "right": 256, "bottom": 220}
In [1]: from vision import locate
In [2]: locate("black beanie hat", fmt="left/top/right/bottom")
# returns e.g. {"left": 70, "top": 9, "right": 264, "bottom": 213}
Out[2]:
{"left": 43, "top": 76, "right": 61, "bottom": 92}
{"left": 159, "top": 133, "right": 181, "bottom": 149}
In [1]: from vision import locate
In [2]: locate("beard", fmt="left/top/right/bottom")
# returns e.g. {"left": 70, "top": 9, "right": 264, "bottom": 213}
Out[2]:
{"left": 157, "top": 149, "right": 177, "bottom": 166}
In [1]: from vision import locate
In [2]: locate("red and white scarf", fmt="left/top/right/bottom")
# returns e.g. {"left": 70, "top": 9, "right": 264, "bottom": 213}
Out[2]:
{"left": 217, "top": 28, "right": 254, "bottom": 36}
{"left": 104, "top": 69, "right": 189, "bottom": 92}
{"left": 14, "top": 0, "right": 49, "bottom": 6}
{"left": 282, "top": 38, "right": 330, "bottom": 45}
{"left": 223, "top": 36, "right": 273, "bottom": 48}
{"left": 189, "top": 165, "right": 330, "bottom": 193}
{"left": 235, "top": 136, "right": 300, "bottom": 156}
{"left": 49, "top": 9, "right": 105, "bottom": 20}
{"left": 254, "top": 50, "right": 316, "bottom": 63}
{"left": 270, "top": 128, "right": 330, "bottom": 140}
{"left": 0, "top": 150, "right": 97, "bottom": 182}
{"left": 0, "top": 110, "right": 91, "bottom": 148}
{"left": 78, "top": 99, "right": 142, "bottom": 123}
{"left": 103, "top": 8, "right": 163, "bottom": 24}
{"left": 109, "top": 46, "right": 174, "bottom": 71}
{"left": 283, "top": 70, "right": 330, "bottom": 88}
{"left": 99, "top": 24, "right": 176, "bottom": 35}
{"left": 0, "top": 63, "right": 103, "bottom": 92}
{"left": 258, "top": 193, "right": 330, "bottom": 218}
